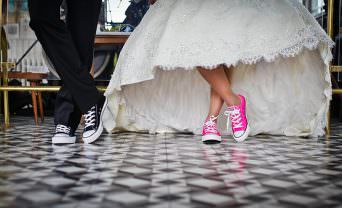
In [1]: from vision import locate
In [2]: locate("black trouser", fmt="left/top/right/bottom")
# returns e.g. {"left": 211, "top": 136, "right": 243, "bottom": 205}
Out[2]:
{"left": 28, "top": 0, "right": 101, "bottom": 131}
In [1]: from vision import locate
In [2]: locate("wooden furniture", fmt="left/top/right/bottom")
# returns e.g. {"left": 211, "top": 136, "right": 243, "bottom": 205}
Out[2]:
{"left": 90, "top": 33, "right": 130, "bottom": 76}
{"left": 95, "top": 33, "right": 130, "bottom": 45}
{"left": 0, "top": 32, "right": 130, "bottom": 128}
{"left": 0, "top": 72, "right": 48, "bottom": 125}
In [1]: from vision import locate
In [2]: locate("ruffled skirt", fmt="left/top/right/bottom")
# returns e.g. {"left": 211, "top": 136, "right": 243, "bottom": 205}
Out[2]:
{"left": 103, "top": 0, "right": 334, "bottom": 137}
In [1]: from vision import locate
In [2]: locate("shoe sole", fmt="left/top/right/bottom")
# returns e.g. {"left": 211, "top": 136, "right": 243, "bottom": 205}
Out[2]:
{"left": 233, "top": 124, "right": 250, "bottom": 143}
{"left": 82, "top": 98, "right": 108, "bottom": 144}
{"left": 202, "top": 134, "right": 222, "bottom": 142}
{"left": 52, "top": 135, "right": 76, "bottom": 144}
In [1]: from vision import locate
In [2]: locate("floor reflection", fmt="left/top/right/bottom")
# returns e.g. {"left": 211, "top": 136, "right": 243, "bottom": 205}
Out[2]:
{"left": 0, "top": 117, "right": 342, "bottom": 208}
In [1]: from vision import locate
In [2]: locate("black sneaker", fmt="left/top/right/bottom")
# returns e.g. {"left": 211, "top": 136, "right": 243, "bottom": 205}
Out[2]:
{"left": 52, "top": 124, "right": 76, "bottom": 144}
{"left": 82, "top": 96, "right": 108, "bottom": 144}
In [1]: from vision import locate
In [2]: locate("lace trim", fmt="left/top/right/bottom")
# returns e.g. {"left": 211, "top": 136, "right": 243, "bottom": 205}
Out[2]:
{"left": 156, "top": 26, "right": 334, "bottom": 71}
{"left": 105, "top": 27, "right": 333, "bottom": 98}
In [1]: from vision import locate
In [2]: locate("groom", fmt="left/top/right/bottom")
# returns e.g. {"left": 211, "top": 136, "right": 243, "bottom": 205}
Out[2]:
{"left": 28, "top": 0, "right": 108, "bottom": 144}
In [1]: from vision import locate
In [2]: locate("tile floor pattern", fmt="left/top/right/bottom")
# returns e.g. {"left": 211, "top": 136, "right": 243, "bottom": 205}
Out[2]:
{"left": 0, "top": 117, "right": 342, "bottom": 208}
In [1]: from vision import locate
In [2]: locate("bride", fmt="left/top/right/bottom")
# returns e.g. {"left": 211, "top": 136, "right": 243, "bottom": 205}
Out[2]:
{"left": 102, "top": 0, "right": 334, "bottom": 142}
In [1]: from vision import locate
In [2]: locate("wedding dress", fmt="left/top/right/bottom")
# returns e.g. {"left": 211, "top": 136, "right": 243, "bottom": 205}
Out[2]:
{"left": 103, "top": 0, "right": 334, "bottom": 137}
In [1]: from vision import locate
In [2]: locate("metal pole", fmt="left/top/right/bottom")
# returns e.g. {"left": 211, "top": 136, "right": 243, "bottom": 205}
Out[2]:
{"left": 0, "top": 0, "right": 11, "bottom": 128}
{"left": 0, "top": 86, "right": 107, "bottom": 92}
{"left": 326, "top": 0, "right": 334, "bottom": 136}
{"left": 1, "top": 0, "right": 10, "bottom": 128}
{"left": 3, "top": 65, "right": 9, "bottom": 127}
{"left": 327, "top": 0, "right": 334, "bottom": 38}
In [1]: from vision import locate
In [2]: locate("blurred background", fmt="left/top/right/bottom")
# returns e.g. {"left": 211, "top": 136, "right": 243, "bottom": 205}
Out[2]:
{"left": 0, "top": 0, "right": 341, "bottom": 124}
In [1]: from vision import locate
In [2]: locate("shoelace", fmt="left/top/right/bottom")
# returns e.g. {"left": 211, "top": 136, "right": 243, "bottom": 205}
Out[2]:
{"left": 224, "top": 108, "right": 243, "bottom": 130}
{"left": 84, "top": 106, "right": 96, "bottom": 129}
{"left": 204, "top": 115, "right": 219, "bottom": 133}
{"left": 56, "top": 124, "right": 71, "bottom": 134}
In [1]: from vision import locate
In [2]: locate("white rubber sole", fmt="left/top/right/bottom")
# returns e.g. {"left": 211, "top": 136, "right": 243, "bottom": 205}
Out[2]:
{"left": 202, "top": 134, "right": 222, "bottom": 142}
{"left": 52, "top": 135, "right": 76, "bottom": 144}
{"left": 233, "top": 124, "right": 250, "bottom": 143}
{"left": 82, "top": 98, "right": 108, "bottom": 144}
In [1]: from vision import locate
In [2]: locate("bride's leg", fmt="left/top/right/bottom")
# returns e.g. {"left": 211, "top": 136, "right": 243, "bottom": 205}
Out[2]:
{"left": 208, "top": 88, "right": 224, "bottom": 118}
{"left": 198, "top": 65, "right": 240, "bottom": 106}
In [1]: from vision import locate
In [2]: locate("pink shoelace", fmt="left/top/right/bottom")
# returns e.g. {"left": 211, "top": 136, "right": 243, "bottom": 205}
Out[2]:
{"left": 224, "top": 106, "right": 245, "bottom": 132}
{"left": 203, "top": 115, "right": 220, "bottom": 134}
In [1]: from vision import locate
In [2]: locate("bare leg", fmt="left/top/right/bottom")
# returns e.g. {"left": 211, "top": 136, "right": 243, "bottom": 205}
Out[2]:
{"left": 207, "top": 88, "right": 224, "bottom": 119}
{"left": 198, "top": 65, "right": 240, "bottom": 107}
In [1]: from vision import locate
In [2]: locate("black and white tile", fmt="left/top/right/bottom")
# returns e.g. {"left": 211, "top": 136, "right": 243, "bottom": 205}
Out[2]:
{"left": 0, "top": 117, "right": 342, "bottom": 208}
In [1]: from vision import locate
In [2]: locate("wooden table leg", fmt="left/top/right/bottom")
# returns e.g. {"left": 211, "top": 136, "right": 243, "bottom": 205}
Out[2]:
{"left": 30, "top": 82, "right": 39, "bottom": 125}
{"left": 37, "top": 82, "right": 44, "bottom": 122}
{"left": 90, "top": 64, "right": 95, "bottom": 77}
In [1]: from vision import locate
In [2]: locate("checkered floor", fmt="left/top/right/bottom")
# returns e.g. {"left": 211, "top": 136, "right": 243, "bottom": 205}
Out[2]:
{"left": 0, "top": 117, "right": 342, "bottom": 208}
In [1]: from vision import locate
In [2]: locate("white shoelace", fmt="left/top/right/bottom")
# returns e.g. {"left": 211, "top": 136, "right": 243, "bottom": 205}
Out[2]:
{"left": 204, "top": 115, "right": 218, "bottom": 133}
{"left": 56, "top": 124, "right": 71, "bottom": 134}
{"left": 85, "top": 106, "right": 96, "bottom": 129}
{"left": 225, "top": 108, "right": 243, "bottom": 129}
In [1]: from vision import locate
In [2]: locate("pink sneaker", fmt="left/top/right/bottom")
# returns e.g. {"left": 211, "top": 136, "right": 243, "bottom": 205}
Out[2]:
{"left": 202, "top": 115, "right": 222, "bottom": 142}
{"left": 224, "top": 95, "right": 250, "bottom": 142}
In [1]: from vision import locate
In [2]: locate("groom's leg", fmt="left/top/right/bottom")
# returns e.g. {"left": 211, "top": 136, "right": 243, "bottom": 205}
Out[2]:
{"left": 64, "top": 0, "right": 102, "bottom": 131}
{"left": 54, "top": 0, "right": 102, "bottom": 132}
{"left": 28, "top": 0, "right": 101, "bottom": 113}
{"left": 66, "top": 0, "right": 101, "bottom": 73}
{"left": 54, "top": 85, "right": 81, "bottom": 135}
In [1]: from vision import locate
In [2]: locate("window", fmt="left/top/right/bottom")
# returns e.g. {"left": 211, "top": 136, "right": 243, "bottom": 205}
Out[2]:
{"left": 104, "top": 0, "right": 131, "bottom": 23}
{"left": 103, "top": 0, "right": 150, "bottom": 31}
{"left": 300, "top": 0, "right": 325, "bottom": 17}
{"left": 311, "top": 0, "right": 325, "bottom": 16}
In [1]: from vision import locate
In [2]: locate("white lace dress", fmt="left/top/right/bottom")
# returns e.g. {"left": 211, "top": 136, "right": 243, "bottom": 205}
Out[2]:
{"left": 103, "top": 0, "right": 334, "bottom": 137}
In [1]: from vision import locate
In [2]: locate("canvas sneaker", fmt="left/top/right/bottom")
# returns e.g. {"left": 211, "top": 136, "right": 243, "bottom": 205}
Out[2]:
{"left": 82, "top": 96, "right": 108, "bottom": 144}
{"left": 202, "top": 115, "right": 222, "bottom": 143}
{"left": 52, "top": 124, "right": 76, "bottom": 144}
{"left": 225, "top": 95, "right": 250, "bottom": 142}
